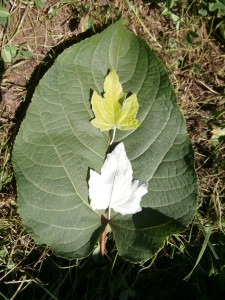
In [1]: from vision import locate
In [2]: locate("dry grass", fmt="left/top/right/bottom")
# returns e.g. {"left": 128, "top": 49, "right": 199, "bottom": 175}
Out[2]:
{"left": 0, "top": 0, "right": 225, "bottom": 299}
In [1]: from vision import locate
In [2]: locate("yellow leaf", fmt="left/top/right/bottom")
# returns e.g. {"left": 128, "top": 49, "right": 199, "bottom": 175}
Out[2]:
{"left": 91, "top": 70, "right": 140, "bottom": 132}
{"left": 211, "top": 128, "right": 225, "bottom": 137}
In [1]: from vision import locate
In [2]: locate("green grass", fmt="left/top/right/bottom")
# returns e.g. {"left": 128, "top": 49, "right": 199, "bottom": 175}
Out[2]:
{"left": 0, "top": 0, "right": 225, "bottom": 299}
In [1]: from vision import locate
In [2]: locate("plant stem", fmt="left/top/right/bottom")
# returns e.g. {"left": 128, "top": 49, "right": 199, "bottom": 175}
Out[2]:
{"left": 100, "top": 227, "right": 107, "bottom": 257}
{"left": 110, "top": 126, "right": 116, "bottom": 145}
{"left": 108, "top": 206, "right": 111, "bottom": 220}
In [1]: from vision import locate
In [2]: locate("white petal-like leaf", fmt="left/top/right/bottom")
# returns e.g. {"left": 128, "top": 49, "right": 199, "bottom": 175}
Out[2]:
{"left": 89, "top": 142, "right": 148, "bottom": 217}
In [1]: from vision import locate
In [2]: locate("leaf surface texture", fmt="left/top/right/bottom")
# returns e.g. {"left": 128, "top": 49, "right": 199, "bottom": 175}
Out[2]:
{"left": 13, "top": 21, "right": 197, "bottom": 262}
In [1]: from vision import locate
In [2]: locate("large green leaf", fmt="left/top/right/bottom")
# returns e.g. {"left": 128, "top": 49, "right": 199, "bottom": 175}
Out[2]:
{"left": 12, "top": 20, "right": 197, "bottom": 262}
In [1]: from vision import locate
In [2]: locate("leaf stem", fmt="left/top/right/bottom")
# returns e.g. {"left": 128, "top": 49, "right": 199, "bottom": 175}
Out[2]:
{"left": 108, "top": 206, "right": 111, "bottom": 220}
{"left": 100, "top": 227, "right": 107, "bottom": 257}
{"left": 110, "top": 126, "right": 116, "bottom": 145}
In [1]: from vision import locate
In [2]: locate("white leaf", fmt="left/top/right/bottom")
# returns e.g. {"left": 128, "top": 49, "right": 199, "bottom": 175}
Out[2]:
{"left": 88, "top": 142, "right": 148, "bottom": 217}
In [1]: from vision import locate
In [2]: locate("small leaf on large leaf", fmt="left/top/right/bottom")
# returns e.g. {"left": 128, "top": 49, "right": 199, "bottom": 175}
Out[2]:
{"left": 13, "top": 20, "right": 197, "bottom": 262}
{"left": 89, "top": 142, "right": 148, "bottom": 218}
{"left": 91, "top": 70, "right": 140, "bottom": 131}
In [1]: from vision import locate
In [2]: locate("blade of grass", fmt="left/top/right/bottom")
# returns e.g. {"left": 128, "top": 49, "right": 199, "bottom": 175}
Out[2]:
{"left": 33, "top": 279, "right": 59, "bottom": 300}
{"left": 124, "top": 0, "right": 162, "bottom": 49}
{"left": 184, "top": 223, "right": 212, "bottom": 280}
{"left": 0, "top": 291, "right": 8, "bottom": 300}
